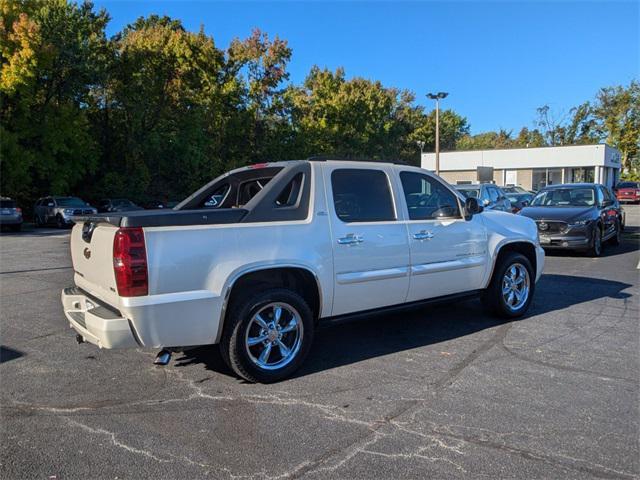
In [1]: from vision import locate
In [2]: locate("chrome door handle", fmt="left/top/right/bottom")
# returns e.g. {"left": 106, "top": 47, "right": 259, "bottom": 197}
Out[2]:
{"left": 413, "top": 230, "right": 434, "bottom": 240}
{"left": 337, "top": 234, "right": 364, "bottom": 245}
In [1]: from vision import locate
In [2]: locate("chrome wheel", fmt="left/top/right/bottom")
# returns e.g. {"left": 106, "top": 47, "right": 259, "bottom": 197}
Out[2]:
{"left": 501, "top": 263, "right": 530, "bottom": 312}
{"left": 245, "top": 302, "right": 303, "bottom": 371}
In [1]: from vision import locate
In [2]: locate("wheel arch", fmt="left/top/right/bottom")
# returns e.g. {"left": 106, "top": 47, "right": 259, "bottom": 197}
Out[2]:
{"left": 487, "top": 240, "right": 537, "bottom": 287}
{"left": 216, "top": 265, "right": 323, "bottom": 343}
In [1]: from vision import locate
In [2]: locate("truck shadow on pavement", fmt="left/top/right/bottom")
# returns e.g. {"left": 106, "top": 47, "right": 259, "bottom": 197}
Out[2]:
{"left": 173, "top": 273, "right": 633, "bottom": 381}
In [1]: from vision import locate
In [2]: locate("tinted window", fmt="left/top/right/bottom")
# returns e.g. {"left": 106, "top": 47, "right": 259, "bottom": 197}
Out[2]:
{"left": 488, "top": 187, "right": 500, "bottom": 202}
{"left": 56, "top": 197, "right": 86, "bottom": 207}
{"left": 400, "top": 172, "right": 460, "bottom": 220}
{"left": 617, "top": 182, "right": 639, "bottom": 189}
{"left": 331, "top": 169, "right": 395, "bottom": 222}
{"left": 203, "top": 184, "right": 230, "bottom": 208}
{"left": 457, "top": 187, "right": 480, "bottom": 199}
{"left": 0, "top": 200, "right": 16, "bottom": 208}
{"left": 275, "top": 173, "right": 303, "bottom": 207}
{"left": 238, "top": 178, "right": 272, "bottom": 206}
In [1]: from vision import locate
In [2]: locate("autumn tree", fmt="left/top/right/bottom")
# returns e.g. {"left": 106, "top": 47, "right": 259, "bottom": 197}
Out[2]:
{"left": 0, "top": 0, "right": 109, "bottom": 208}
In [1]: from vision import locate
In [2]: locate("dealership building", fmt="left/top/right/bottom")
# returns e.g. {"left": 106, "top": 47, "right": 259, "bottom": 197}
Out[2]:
{"left": 421, "top": 144, "right": 622, "bottom": 190}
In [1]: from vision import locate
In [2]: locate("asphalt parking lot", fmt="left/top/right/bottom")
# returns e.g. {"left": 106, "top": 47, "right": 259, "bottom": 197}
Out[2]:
{"left": 1, "top": 208, "right": 639, "bottom": 479}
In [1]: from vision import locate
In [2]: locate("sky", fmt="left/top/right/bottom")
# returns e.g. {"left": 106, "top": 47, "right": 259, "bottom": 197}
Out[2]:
{"left": 94, "top": 1, "right": 639, "bottom": 135}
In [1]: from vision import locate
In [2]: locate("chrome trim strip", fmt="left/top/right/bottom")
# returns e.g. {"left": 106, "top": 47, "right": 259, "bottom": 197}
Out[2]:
{"left": 411, "top": 256, "right": 485, "bottom": 276}
{"left": 336, "top": 266, "right": 409, "bottom": 284}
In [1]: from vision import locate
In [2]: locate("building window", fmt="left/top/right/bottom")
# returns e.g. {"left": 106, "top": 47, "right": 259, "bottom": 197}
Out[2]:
{"left": 571, "top": 167, "right": 594, "bottom": 183}
{"left": 532, "top": 168, "right": 562, "bottom": 191}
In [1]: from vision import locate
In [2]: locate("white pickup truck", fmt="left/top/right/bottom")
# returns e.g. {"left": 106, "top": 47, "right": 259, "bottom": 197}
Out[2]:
{"left": 62, "top": 160, "right": 544, "bottom": 382}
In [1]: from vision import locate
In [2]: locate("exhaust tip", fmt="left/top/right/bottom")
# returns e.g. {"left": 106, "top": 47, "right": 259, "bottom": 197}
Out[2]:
{"left": 153, "top": 349, "right": 172, "bottom": 366}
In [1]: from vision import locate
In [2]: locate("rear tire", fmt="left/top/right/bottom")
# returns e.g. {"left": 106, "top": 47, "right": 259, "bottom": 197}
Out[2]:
{"left": 482, "top": 252, "right": 535, "bottom": 319}
{"left": 220, "top": 288, "right": 314, "bottom": 383}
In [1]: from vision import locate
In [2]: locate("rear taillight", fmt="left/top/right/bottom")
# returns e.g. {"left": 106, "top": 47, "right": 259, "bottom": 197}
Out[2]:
{"left": 635, "top": 189, "right": 640, "bottom": 196}
{"left": 15, "top": 207, "right": 22, "bottom": 214}
{"left": 113, "top": 227, "right": 148, "bottom": 297}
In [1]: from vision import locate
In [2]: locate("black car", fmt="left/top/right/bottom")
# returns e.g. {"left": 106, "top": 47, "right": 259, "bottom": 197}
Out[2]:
{"left": 518, "top": 183, "right": 624, "bottom": 256}
{"left": 97, "top": 198, "right": 142, "bottom": 213}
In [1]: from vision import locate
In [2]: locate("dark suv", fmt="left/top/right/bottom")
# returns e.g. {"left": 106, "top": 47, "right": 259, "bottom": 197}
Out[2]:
{"left": 518, "top": 183, "right": 624, "bottom": 256}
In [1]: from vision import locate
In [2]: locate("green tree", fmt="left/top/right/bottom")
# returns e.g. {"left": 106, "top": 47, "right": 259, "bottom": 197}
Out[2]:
{"left": 0, "top": 0, "right": 109, "bottom": 208}
{"left": 592, "top": 81, "right": 640, "bottom": 172}
{"left": 286, "top": 66, "right": 468, "bottom": 163}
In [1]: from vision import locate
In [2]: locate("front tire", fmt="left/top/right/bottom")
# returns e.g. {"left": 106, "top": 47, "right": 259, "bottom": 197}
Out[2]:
{"left": 609, "top": 221, "right": 621, "bottom": 246}
{"left": 220, "top": 288, "right": 315, "bottom": 383}
{"left": 482, "top": 252, "right": 535, "bottom": 319}
{"left": 56, "top": 215, "right": 65, "bottom": 229}
{"left": 587, "top": 225, "right": 603, "bottom": 257}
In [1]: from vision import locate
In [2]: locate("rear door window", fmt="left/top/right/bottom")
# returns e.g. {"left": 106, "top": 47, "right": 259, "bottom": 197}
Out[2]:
{"left": 331, "top": 169, "right": 395, "bottom": 222}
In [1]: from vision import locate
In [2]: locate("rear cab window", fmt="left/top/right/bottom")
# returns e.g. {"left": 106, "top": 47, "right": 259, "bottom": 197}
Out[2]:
{"left": 331, "top": 169, "right": 395, "bottom": 222}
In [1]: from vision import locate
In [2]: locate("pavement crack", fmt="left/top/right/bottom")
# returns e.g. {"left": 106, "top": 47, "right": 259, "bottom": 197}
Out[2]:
{"left": 66, "top": 419, "right": 171, "bottom": 463}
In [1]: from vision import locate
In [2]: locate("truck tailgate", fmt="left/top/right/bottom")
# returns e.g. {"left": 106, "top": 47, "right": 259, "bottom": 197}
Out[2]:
{"left": 70, "top": 223, "right": 120, "bottom": 307}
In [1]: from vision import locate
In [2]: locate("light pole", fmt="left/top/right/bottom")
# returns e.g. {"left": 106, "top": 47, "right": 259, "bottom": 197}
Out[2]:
{"left": 427, "top": 92, "right": 448, "bottom": 175}
{"left": 416, "top": 140, "right": 425, "bottom": 166}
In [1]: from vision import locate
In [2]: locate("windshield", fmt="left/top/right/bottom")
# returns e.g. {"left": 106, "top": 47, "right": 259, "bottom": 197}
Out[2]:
{"left": 530, "top": 188, "right": 596, "bottom": 207}
{"left": 506, "top": 193, "right": 529, "bottom": 201}
{"left": 457, "top": 188, "right": 480, "bottom": 199}
{"left": 56, "top": 197, "right": 87, "bottom": 207}
{"left": 617, "top": 182, "right": 639, "bottom": 189}
{"left": 0, "top": 200, "right": 16, "bottom": 208}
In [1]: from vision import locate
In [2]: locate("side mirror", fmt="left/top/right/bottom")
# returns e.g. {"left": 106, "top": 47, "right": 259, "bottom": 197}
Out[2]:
{"left": 464, "top": 197, "right": 483, "bottom": 220}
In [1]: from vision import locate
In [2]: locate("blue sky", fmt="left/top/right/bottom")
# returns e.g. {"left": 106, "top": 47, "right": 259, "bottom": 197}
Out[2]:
{"left": 94, "top": 1, "right": 639, "bottom": 134}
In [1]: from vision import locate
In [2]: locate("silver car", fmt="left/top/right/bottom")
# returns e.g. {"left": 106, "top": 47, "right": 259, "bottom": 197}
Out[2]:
{"left": 34, "top": 196, "right": 97, "bottom": 228}
{"left": 0, "top": 197, "right": 23, "bottom": 231}
{"left": 454, "top": 184, "right": 512, "bottom": 212}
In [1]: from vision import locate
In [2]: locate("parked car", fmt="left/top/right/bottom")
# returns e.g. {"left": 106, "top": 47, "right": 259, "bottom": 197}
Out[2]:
{"left": 34, "top": 196, "right": 97, "bottom": 228}
{"left": 141, "top": 200, "right": 179, "bottom": 210}
{"left": 0, "top": 197, "right": 23, "bottom": 231}
{"left": 97, "top": 198, "right": 142, "bottom": 213}
{"left": 503, "top": 185, "right": 536, "bottom": 195}
{"left": 455, "top": 183, "right": 512, "bottom": 212}
{"left": 505, "top": 192, "right": 534, "bottom": 213}
{"left": 614, "top": 181, "right": 640, "bottom": 204}
{"left": 518, "top": 183, "right": 624, "bottom": 256}
{"left": 62, "top": 160, "right": 544, "bottom": 383}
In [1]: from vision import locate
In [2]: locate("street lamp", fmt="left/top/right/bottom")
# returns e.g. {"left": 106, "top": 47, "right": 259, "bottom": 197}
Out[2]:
{"left": 416, "top": 140, "right": 425, "bottom": 165}
{"left": 426, "top": 91, "right": 448, "bottom": 175}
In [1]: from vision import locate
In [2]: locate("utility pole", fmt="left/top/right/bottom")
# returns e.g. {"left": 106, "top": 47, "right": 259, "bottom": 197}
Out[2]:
{"left": 416, "top": 140, "right": 425, "bottom": 166}
{"left": 426, "top": 92, "right": 448, "bottom": 175}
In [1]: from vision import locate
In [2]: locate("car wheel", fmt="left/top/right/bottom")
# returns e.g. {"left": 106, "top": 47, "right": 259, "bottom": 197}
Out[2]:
{"left": 610, "top": 221, "right": 621, "bottom": 246}
{"left": 587, "top": 226, "right": 603, "bottom": 257}
{"left": 220, "top": 288, "right": 314, "bottom": 383}
{"left": 482, "top": 252, "right": 535, "bottom": 319}
{"left": 35, "top": 215, "right": 42, "bottom": 227}
{"left": 56, "top": 215, "right": 65, "bottom": 229}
